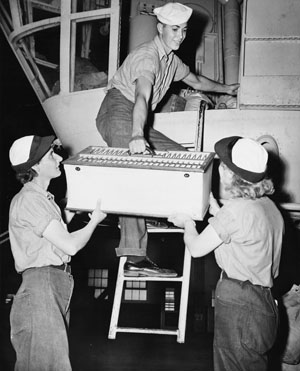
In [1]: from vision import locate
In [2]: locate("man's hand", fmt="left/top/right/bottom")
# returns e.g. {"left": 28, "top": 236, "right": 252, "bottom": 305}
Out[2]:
{"left": 225, "top": 83, "right": 240, "bottom": 96}
{"left": 129, "top": 135, "right": 149, "bottom": 154}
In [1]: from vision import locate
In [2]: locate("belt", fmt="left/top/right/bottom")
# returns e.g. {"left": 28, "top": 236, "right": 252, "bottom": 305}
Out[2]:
{"left": 221, "top": 271, "right": 269, "bottom": 290}
{"left": 50, "top": 263, "right": 71, "bottom": 274}
{"left": 22, "top": 264, "right": 71, "bottom": 275}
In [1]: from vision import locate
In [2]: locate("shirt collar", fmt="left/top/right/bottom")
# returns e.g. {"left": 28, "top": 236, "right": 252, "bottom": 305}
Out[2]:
{"left": 24, "top": 181, "right": 54, "bottom": 201}
{"left": 154, "top": 35, "right": 173, "bottom": 61}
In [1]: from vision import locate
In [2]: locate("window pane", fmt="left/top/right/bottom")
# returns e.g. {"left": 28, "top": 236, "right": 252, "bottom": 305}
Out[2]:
{"left": 72, "top": 0, "right": 111, "bottom": 13}
{"left": 71, "top": 18, "right": 109, "bottom": 92}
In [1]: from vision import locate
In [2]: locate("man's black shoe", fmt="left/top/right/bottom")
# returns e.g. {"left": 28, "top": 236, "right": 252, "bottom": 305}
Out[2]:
{"left": 124, "top": 257, "right": 177, "bottom": 277}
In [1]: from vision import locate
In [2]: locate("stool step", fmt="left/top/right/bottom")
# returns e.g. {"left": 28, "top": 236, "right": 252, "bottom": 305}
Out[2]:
{"left": 109, "top": 326, "right": 178, "bottom": 337}
{"left": 123, "top": 275, "right": 183, "bottom": 282}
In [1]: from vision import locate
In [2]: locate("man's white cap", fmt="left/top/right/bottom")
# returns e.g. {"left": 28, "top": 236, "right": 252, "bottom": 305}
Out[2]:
{"left": 154, "top": 2, "right": 193, "bottom": 25}
{"left": 232, "top": 138, "right": 268, "bottom": 174}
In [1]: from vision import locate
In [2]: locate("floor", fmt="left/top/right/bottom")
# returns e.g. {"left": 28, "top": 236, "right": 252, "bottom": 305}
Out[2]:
{"left": 71, "top": 304, "right": 214, "bottom": 371}
{"left": 0, "top": 290, "right": 214, "bottom": 371}
{"left": 1, "top": 281, "right": 294, "bottom": 371}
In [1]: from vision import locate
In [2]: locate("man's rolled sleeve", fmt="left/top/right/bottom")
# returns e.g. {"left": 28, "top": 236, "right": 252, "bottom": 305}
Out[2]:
{"left": 173, "top": 55, "right": 190, "bottom": 81}
{"left": 131, "top": 55, "right": 157, "bottom": 86}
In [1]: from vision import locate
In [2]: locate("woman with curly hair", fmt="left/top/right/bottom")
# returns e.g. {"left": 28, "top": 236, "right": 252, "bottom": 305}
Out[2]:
{"left": 168, "top": 136, "right": 284, "bottom": 371}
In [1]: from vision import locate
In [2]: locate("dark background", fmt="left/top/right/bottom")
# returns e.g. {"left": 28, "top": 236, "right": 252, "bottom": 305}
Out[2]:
{"left": 0, "top": 31, "right": 56, "bottom": 233}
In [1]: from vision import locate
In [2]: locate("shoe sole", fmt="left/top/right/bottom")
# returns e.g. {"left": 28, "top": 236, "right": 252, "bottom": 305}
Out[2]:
{"left": 124, "top": 270, "right": 178, "bottom": 278}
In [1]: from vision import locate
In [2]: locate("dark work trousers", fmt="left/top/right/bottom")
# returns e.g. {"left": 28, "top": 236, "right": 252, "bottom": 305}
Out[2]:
{"left": 10, "top": 266, "right": 74, "bottom": 371}
{"left": 213, "top": 272, "right": 279, "bottom": 371}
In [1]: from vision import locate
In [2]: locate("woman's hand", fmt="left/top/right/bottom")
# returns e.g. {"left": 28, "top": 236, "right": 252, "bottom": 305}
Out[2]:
{"left": 88, "top": 200, "right": 107, "bottom": 225}
{"left": 168, "top": 213, "right": 195, "bottom": 229}
{"left": 209, "top": 192, "right": 220, "bottom": 216}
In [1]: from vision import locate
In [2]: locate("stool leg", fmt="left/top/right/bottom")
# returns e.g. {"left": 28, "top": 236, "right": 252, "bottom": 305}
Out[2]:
{"left": 108, "top": 256, "right": 126, "bottom": 339}
{"left": 177, "top": 246, "right": 191, "bottom": 343}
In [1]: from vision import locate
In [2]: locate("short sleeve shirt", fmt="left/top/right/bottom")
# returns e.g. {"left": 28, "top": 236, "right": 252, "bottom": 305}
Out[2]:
{"left": 107, "top": 36, "right": 190, "bottom": 110}
{"left": 9, "top": 182, "right": 70, "bottom": 273}
{"left": 209, "top": 197, "right": 284, "bottom": 287}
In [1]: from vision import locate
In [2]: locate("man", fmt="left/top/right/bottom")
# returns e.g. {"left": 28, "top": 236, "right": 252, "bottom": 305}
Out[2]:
{"left": 96, "top": 2, "right": 239, "bottom": 277}
{"left": 9, "top": 135, "right": 107, "bottom": 370}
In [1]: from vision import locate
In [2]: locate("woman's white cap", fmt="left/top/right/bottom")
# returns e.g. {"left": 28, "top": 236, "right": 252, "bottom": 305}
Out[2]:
{"left": 215, "top": 136, "right": 268, "bottom": 183}
{"left": 232, "top": 138, "right": 268, "bottom": 173}
{"left": 9, "top": 135, "right": 55, "bottom": 173}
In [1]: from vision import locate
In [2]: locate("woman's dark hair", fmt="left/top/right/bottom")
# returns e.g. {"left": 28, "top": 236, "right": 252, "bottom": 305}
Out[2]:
{"left": 15, "top": 168, "right": 38, "bottom": 184}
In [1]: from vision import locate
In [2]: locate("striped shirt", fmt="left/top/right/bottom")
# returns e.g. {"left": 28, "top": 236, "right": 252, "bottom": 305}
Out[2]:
{"left": 107, "top": 35, "right": 190, "bottom": 110}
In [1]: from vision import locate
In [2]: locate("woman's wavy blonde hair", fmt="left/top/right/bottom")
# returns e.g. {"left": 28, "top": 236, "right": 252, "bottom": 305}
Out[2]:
{"left": 221, "top": 162, "right": 275, "bottom": 200}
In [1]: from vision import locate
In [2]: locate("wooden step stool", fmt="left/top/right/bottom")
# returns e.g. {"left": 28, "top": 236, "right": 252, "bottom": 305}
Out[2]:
{"left": 108, "top": 227, "right": 191, "bottom": 343}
